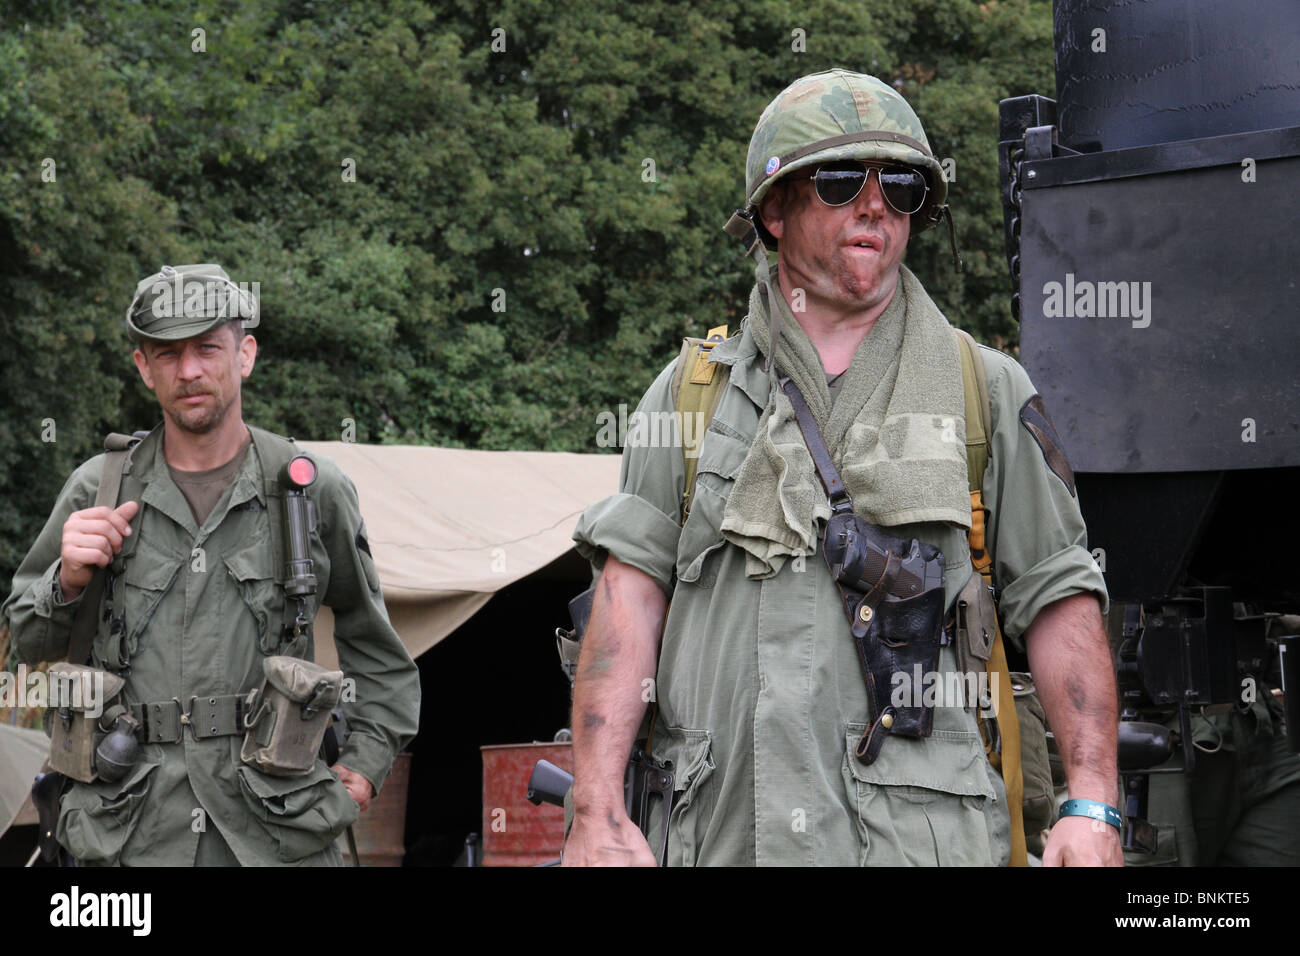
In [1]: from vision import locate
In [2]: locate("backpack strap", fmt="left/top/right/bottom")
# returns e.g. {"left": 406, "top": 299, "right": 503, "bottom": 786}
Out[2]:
{"left": 642, "top": 325, "right": 730, "bottom": 759}
{"left": 955, "top": 328, "right": 991, "bottom": 495}
{"left": 670, "top": 325, "right": 730, "bottom": 524}
{"left": 66, "top": 432, "right": 149, "bottom": 666}
{"left": 954, "top": 327, "right": 1028, "bottom": 867}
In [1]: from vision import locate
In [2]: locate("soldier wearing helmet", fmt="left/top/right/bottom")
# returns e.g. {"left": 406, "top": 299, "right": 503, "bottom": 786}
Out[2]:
{"left": 564, "top": 71, "right": 1120, "bottom": 866}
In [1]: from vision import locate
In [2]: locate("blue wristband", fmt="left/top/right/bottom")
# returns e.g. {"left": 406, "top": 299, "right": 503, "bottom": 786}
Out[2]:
{"left": 1058, "top": 798, "right": 1122, "bottom": 830}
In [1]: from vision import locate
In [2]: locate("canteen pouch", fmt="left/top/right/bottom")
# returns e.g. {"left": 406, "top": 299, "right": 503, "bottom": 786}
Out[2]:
{"left": 241, "top": 656, "right": 344, "bottom": 777}
{"left": 822, "top": 513, "right": 947, "bottom": 763}
{"left": 45, "top": 663, "right": 126, "bottom": 784}
{"left": 1011, "top": 672, "right": 1057, "bottom": 853}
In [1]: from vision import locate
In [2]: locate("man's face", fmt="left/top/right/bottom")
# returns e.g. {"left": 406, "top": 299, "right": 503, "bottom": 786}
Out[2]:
{"left": 133, "top": 322, "right": 256, "bottom": 434}
{"left": 758, "top": 162, "right": 912, "bottom": 315}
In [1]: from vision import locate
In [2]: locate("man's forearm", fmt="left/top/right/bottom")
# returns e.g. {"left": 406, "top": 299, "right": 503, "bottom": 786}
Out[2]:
{"left": 569, "top": 557, "right": 667, "bottom": 818}
{"left": 1025, "top": 592, "right": 1119, "bottom": 804}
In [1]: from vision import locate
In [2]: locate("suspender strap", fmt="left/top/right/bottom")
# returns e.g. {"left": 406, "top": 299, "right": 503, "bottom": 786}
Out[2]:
{"left": 777, "top": 374, "right": 853, "bottom": 514}
{"left": 671, "top": 327, "right": 731, "bottom": 521}
{"left": 66, "top": 434, "right": 144, "bottom": 666}
{"left": 247, "top": 426, "right": 315, "bottom": 643}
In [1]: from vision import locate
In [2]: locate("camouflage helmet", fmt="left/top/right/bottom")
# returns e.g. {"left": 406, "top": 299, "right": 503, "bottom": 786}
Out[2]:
{"left": 125, "top": 263, "right": 258, "bottom": 343}
{"left": 741, "top": 70, "right": 948, "bottom": 247}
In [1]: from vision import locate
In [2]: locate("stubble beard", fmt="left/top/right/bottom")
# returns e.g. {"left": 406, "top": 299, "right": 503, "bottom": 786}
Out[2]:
{"left": 166, "top": 390, "right": 233, "bottom": 435}
{"left": 802, "top": 247, "right": 898, "bottom": 316}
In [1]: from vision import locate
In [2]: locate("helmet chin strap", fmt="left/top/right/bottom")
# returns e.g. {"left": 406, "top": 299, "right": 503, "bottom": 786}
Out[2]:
{"left": 723, "top": 209, "right": 783, "bottom": 379}
{"left": 941, "top": 207, "right": 964, "bottom": 273}
{"left": 756, "top": 253, "right": 781, "bottom": 382}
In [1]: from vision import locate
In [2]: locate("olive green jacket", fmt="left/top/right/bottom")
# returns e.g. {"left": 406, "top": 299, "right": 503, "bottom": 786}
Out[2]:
{"left": 3, "top": 425, "right": 421, "bottom": 866}
{"left": 574, "top": 322, "right": 1108, "bottom": 866}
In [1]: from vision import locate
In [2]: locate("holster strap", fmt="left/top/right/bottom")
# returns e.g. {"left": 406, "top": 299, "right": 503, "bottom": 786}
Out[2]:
{"left": 855, "top": 707, "right": 897, "bottom": 766}
{"left": 131, "top": 693, "right": 248, "bottom": 744}
{"left": 778, "top": 374, "right": 853, "bottom": 513}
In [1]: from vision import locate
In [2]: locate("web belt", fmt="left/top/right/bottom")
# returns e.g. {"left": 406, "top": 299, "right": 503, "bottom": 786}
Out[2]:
{"left": 129, "top": 694, "right": 249, "bottom": 744}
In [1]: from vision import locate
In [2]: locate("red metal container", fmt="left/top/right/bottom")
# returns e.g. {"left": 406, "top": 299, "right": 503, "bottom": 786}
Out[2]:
{"left": 480, "top": 742, "right": 573, "bottom": 866}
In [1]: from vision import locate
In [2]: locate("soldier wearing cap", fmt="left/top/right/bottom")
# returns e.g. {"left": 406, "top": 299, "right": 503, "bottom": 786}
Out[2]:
{"left": 564, "top": 71, "right": 1122, "bottom": 866}
{"left": 3, "top": 264, "right": 420, "bottom": 865}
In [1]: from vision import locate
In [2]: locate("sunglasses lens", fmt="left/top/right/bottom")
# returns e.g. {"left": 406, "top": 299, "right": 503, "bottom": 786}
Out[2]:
{"left": 813, "top": 163, "right": 928, "bottom": 214}
{"left": 878, "top": 167, "right": 928, "bottom": 214}
{"left": 813, "top": 166, "right": 868, "bottom": 206}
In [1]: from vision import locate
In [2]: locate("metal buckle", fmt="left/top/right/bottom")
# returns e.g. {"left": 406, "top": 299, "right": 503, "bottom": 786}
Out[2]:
{"left": 170, "top": 696, "right": 198, "bottom": 742}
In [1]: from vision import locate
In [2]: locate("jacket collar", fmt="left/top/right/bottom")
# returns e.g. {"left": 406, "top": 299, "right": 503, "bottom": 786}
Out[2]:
{"left": 128, "top": 424, "right": 266, "bottom": 538}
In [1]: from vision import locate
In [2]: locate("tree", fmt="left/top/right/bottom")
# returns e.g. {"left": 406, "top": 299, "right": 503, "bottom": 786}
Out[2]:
{"left": 0, "top": 0, "right": 1055, "bottom": 587}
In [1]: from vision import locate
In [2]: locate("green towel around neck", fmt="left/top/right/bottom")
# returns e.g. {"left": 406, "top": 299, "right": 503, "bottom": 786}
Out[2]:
{"left": 719, "top": 265, "right": 970, "bottom": 578}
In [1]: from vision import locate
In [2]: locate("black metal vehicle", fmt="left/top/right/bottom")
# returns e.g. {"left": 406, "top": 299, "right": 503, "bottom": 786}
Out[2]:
{"left": 998, "top": 0, "right": 1300, "bottom": 857}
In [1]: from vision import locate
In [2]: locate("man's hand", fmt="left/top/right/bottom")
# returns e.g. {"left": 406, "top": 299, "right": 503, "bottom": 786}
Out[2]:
{"left": 331, "top": 764, "right": 374, "bottom": 812}
{"left": 562, "top": 806, "right": 659, "bottom": 867}
{"left": 1041, "top": 813, "right": 1124, "bottom": 867}
{"left": 59, "top": 501, "right": 140, "bottom": 600}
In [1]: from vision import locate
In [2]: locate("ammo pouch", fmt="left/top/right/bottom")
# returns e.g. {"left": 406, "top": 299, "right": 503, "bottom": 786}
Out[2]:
{"left": 240, "top": 656, "right": 344, "bottom": 777}
{"left": 954, "top": 569, "right": 999, "bottom": 733}
{"left": 822, "top": 512, "right": 947, "bottom": 765}
{"left": 45, "top": 662, "right": 126, "bottom": 783}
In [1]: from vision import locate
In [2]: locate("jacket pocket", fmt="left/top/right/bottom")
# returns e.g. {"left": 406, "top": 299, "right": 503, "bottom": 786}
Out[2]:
{"left": 57, "top": 757, "right": 160, "bottom": 865}
{"left": 223, "top": 544, "right": 294, "bottom": 656}
{"left": 676, "top": 429, "right": 748, "bottom": 589}
{"left": 237, "top": 760, "right": 359, "bottom": 863}
{"left": 842, "top": 722, "right": 998, "bottom": 866}
{"left": 102, "top": 549, "right": 183, "bottom": 670}
{"left": 652, "top": 726, "right": 716, "bottom": 866}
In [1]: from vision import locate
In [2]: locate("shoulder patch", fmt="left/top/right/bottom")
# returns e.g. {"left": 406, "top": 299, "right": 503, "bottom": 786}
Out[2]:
{"left": 1019, "top": 394, "right": 1076, "bottom": 497}
{"left": 355, "top": 521, "right": 380, "bottom": 592}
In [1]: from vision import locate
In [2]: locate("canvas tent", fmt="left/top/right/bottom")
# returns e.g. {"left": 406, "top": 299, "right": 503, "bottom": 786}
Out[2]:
{"left": 0, "top": 723, "right": 47, "bottom": 836}
{"left": 297, "top": 443, "right": 622, "bottom": 667}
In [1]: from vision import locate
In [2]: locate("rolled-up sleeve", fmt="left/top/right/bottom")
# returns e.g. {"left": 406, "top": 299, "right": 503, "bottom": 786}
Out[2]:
{"left": 573, "top": 360, "right": 685, "bottom": 595}
{"left": 981, "top": 349, "right": 1109, "bottom": 645}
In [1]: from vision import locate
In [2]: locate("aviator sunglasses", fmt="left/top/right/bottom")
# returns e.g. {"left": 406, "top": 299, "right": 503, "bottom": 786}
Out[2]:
{"left": 804, "top": 160, "right": 930, "bottom": 215}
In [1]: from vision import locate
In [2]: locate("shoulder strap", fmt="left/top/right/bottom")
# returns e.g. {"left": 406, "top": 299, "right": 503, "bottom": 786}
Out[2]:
{"left": 671, "top": 325, "right": 730, "bottom": 524}
{"left": 247, "top": 425, "right": 320, "bottom": 647}
{"left": 247, "top": 425, "right": 305, "bottom": 587}
{"left": 955, "top": 329, "right": 1028, "bottom": 866}
{"left": 66, "top": 432, "right": 147, "bottom": 665}
{"left": 954, "top": 327, "right": 992, "bottom": 494}
{"left": 955, "top": 328, "right": 996, "bottom": 580}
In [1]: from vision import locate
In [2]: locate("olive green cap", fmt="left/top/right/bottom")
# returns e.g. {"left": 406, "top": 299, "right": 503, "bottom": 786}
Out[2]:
{"left": 741, "top": 69, "right": 948, "bottom": 235}
{"left": 125, "top": 264, "right": 258, "bottom": 343}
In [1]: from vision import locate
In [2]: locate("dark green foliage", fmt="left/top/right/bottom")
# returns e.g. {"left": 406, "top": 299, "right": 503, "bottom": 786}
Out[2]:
{"left": 0, "top": 0, "right": 1054, "bottom": 583}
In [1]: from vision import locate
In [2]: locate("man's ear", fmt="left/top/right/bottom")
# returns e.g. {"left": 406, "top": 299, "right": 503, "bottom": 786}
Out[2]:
{"left": 238, "top": 333, "right": 257, "bottom": 379}
{"left": 757, "top": 183, "right": 787, "bottom": 241}
{"left": 133, "top": 348, "right": 155, "bottom": 391}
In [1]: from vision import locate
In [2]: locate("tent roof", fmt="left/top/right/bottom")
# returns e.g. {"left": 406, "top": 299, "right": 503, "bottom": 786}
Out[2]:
{"left": 298, "top": 443, "right": 620, "bottom": 662}
{"left": 0, "top": 723, "right": 47, "bottom": 835}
